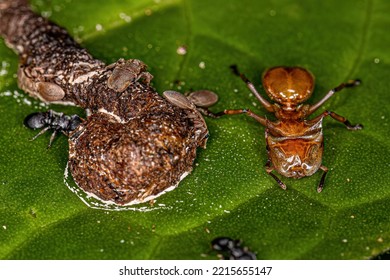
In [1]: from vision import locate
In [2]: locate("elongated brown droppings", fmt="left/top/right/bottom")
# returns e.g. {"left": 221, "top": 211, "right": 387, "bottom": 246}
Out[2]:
{"left": 0, "top": 0, "right": 210, "bottom": 205}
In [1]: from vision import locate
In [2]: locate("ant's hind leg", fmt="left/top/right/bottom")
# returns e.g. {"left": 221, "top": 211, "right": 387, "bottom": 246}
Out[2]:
{"left": 317, "top": 165, "right": 329, "bottom": 193}
{"left": 265, "top": 157, "right": 287, "bottom": 190}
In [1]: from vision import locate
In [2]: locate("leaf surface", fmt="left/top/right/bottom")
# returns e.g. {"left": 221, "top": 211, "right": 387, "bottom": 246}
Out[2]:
{"left": 0, "top": 0, "right": 389, "bottom": 259}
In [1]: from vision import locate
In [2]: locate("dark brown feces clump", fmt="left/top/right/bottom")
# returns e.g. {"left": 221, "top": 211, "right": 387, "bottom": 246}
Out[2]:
{"left": 68, "top": 93, "right": 207, "bottom": 204}
{"left": 0, "top": 0, "right": 216, "bottom": 205}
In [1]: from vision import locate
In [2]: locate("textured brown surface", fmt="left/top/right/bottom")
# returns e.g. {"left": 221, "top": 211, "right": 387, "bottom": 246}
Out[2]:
{"left": 0, "top": 0, "right": 209, "bottom": 204}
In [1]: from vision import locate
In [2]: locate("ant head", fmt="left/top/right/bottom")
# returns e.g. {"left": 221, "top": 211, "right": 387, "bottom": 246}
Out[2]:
{"left": 24, "top": 112, "right": 46, "bottom": 129}
{"left": 262, "top": 66, "right": 314, "bottom": 110}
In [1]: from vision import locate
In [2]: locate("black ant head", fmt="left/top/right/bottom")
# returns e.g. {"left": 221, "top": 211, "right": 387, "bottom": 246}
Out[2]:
{"left": 24, "top": 112, "right": 47, "bottom": 129}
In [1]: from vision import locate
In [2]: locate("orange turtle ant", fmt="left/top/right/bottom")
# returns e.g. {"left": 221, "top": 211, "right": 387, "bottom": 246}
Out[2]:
{"left": 217, "top": 65, "right": 363, "bottom": 192}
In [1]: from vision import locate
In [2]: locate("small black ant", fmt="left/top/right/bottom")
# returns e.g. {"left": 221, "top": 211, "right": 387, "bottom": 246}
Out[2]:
{"left": 24, "top": 110, "right": 82, "bottom": 148}
{"left": 211, "top": 237, "right": 257, "bottom": 260}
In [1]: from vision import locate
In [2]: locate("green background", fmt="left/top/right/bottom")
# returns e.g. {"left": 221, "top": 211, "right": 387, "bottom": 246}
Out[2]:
{"left": 0, "top": 0, "right": 389, "bottom": 259}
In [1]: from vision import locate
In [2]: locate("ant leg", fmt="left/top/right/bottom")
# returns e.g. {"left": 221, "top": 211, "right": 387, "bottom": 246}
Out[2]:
{"left": 230, "top": 65, "right": 274, "bottom": 112}
{"left": 30, "top": 126, "right": 50, "bottom": 141}
{"left": 215, "top": 108, "right": 267, "bottom": 126}
{"left": 312, "top": 111, "right": 363, "bottom": 130}
{"left": 196, "top": 107, "right": 219, "bottom": 118}
{"left": 47, "top": 130, "right": 59, "bottom": 149}
{"left": 308, "top": 79, "right": 361, "bottom": 114}
{"left": 265, "top": 157, "right": 287, "bottom": 190}
{"left": 327, "top": 111, "right": 363, "bottom": 130}
{"left": 317, "top": 165, "right": 328, "bottom": 193}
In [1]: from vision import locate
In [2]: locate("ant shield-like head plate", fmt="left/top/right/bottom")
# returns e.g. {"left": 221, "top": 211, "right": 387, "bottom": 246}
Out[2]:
{"left": 262, "top": 66, "right": 314, "bottom": 106}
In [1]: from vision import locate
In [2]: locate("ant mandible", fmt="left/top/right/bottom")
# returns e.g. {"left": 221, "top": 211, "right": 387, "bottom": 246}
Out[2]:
{"left": 217, "top": 65, "right": 363, "bottom": 192}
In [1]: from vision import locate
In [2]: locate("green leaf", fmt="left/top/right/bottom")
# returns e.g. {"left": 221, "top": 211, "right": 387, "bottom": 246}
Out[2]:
{"left": 0, "top": 0, "right": 389, "bottom": 259}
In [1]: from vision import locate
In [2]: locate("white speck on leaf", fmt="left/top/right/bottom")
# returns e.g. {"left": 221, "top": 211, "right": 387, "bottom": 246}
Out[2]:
{"left": 119, "top": 13, "right": 131, "bottom": 22}
{"left": 177, "top": 45, "right": 187, "bottom": 55}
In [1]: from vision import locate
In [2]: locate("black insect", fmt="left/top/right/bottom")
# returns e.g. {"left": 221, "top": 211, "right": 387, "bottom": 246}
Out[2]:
{"left": 24, "top": 110, "right": 82, "bottom": 148}
{"left": 211, "top": 237, "right": 257, "bottom": 260}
